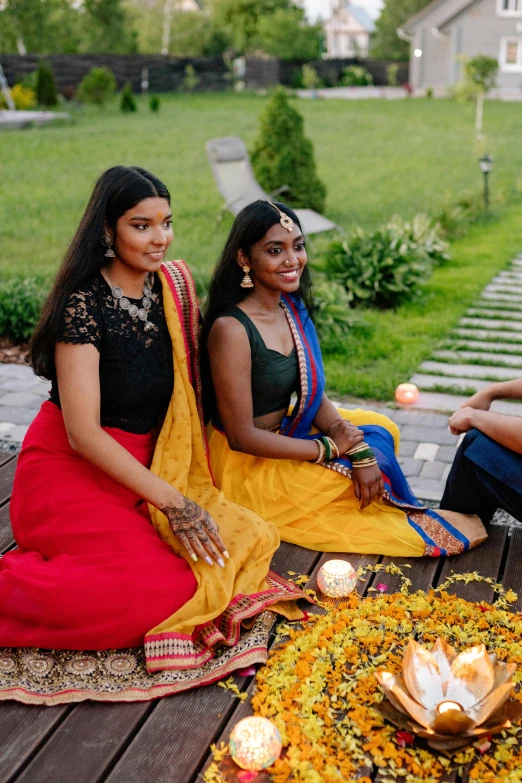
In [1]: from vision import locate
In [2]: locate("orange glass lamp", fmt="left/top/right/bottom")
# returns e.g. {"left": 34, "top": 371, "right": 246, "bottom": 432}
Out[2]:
{"left": 395, "top": 383, "right": 419, "bottom": 405}
{"left": 229, "top": 717, "right": 283, "bottom": 771}
{"left": 376, "top": 638, "right": 522, "bottom": 753}
{"left": 317, "top": 559, "right": 357, "bottom": 598}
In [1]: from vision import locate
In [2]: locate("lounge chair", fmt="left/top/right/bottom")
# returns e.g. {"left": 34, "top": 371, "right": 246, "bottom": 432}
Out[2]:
{"left": 205, "top": 136, "right": 341, "bottom": 236}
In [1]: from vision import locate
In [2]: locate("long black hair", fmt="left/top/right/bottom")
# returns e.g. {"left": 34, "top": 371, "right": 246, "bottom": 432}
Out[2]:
{"left": 200, "top": 199, "right": 314, "bottom": 420}
{"left": 31, "top": 166, "right": 170, "bottom": 380}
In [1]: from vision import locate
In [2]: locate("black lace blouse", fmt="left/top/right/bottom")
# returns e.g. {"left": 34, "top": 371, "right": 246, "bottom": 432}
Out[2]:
{"left": 49, "top": 273, "right": 174, "bottom": 434}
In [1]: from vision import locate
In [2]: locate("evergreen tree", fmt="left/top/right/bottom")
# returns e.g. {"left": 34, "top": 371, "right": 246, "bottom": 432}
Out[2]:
{"left": 120, "top": 82, "right": 137, "bottom": 112}
{"left": 371, "top": 0, "right": 431, "bottom": 60}
{"left": 36, "top": 60, "right": 58, "bottom": 107}
{"left": 251, "top": 88, "right": 327, "bottom": 214}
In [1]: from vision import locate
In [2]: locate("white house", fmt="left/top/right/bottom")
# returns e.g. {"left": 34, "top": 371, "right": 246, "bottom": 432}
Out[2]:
{"left": 324, "top": 2, "right": 376, "bottom": 58}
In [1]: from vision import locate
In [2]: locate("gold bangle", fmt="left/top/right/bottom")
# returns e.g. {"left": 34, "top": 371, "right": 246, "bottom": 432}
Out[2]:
{"left": 346, "top": 442, "right": 370, "bottom": 456}
{"left": 314, "top": 439, "right": 325, "bottom": 464}
{"left": 325, "top": 436, "right": 339, "bottom": 460}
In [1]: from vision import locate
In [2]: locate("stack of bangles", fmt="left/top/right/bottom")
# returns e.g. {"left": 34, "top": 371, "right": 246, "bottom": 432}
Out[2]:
{"left": 313, "top": 436, "right": 378, "bottom": 467}
{"left": 345, "top": 441, "right": 378, "bottom": 467}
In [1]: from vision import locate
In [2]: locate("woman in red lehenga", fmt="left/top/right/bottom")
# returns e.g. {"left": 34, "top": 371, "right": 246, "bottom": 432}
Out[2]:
{"left": 0, "top": 166, "right": 303, "bottom": 705}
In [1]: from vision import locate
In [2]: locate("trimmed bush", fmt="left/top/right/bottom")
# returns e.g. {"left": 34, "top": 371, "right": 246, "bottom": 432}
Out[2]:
{"left": 323, "top": 215, "right": 448, "bottom": 309}
{"left": 78, "top": 67, "right": 116, "bottom": 108}
{"left": 0, "top": 278, "right": 49, "bottom": 342}
{"left": 149, "top": 94, "right": 161, "bottom": 112}
{"left": 386, "top": 63, "right": 399, "bottom": 86}
{"left": 251, "top": 87, "right": 327, "bottom": 214}
{"left": 120, "top": 82, "right": 137, "bottom": 113}
{"left": 36, "top": 60, "right": 58, "bottom": 107}
{"left": 313, "top": 279, "right": 366, "bottom": 354}
{"left": 341, "top": 65, "right": 373, "bottom": 86}
{"left": 301, "top": 64, "right": 321, "bottom": 90}
{"left": 182, "top": 64, "right": 200, "bottom": 91}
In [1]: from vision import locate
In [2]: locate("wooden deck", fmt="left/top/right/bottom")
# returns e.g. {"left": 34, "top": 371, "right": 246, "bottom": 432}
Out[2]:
{"left": 1, "top": 448, "right": 522, "bottom": 783}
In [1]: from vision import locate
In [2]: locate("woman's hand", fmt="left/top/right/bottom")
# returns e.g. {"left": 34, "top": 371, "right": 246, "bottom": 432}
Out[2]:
{"left": 161, "top": 497, "right": 229, "bottom": 568}
{"left": 352, "top": 464, "right": 384, "bottom": 509}
{"left": 326, "top": 419, "right": 364, "bottom": 455}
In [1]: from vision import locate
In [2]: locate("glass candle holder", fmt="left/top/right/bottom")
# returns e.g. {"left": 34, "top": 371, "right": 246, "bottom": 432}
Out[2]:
{"left": 395, "top": 383, "right": 419, "bottom": 405}
{"left": 229, "top": 716, "right": 283, "bottom": 771}
{"left": 317, "top": 559, "right": 357, "bottom": 598}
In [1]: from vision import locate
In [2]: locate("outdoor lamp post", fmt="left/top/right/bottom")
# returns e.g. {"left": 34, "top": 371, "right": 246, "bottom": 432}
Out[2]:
{"left": 479, "top": 154, "right": 493, "bottom": 208}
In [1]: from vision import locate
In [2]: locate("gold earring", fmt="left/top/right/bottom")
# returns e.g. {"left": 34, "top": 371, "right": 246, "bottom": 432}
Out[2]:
{"left": 240, "top": 265, "right": 254, "bottom": 289}
{"left": 102, "top": 234, "right": 116, "bottom": 258}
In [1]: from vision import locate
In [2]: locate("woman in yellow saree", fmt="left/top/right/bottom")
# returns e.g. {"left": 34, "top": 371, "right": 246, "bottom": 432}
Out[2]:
{"left": 201, "top": 201, "right": 487, "bottom": 559}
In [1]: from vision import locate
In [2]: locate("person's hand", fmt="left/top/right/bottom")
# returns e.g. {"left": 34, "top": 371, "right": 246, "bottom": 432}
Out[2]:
{"left": 460, "top": 389, "right": 493, "bottom": 411}
{"left": 448, "top": 407, "right": 478, "bottom": 436}
{"left": 352, "top": 464, "right": 384, "bottom": 509}
{"left": 326, "top": 419, "right": 364, "bottom": 455}
{"left": 161, "top": 497, "right": 229, "bottom": 567}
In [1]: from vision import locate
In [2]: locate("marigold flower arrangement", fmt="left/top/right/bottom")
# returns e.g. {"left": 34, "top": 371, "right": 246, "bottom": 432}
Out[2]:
{"left": 206, "top": 567, "right": 522, "bottom": 783}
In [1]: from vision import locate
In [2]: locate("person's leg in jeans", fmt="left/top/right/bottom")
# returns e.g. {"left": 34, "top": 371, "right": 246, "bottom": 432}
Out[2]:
{"left": 441, "top": 429, "right": 522, "bottom": 525}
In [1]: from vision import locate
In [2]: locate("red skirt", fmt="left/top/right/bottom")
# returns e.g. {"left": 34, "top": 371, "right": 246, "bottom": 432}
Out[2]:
{"left": 0, "top": 401, "right": 197, "bottom": 650}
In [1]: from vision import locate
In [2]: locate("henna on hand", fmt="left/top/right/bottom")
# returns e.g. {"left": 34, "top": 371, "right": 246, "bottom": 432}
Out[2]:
{"left": 160, "top": 497, "right": 228, "bottom": 567}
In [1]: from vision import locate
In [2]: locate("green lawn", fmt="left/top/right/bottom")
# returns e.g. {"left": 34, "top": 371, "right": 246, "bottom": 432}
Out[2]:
{"left": 1, "top": 92, "right": 521, "bottom": 278}
{"left": 1, "top": 92, "right": 522, "bottom": 401}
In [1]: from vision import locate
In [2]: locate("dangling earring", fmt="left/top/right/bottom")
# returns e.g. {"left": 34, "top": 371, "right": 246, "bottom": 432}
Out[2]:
{"left": 102, "top": 234, "right": 116, "bottom": 258}
{"left": 240, "top": 265, "right": 254, "bottom": 289}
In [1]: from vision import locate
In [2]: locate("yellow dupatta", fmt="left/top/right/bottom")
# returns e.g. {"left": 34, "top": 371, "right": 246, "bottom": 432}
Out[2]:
{"left": 145, "top": 262, "right": 303, "bottom": 673}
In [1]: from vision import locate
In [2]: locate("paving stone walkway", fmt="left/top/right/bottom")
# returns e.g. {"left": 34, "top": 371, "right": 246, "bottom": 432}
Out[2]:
{"left": 408, "top": 252, "right": 522, "bottom": 416}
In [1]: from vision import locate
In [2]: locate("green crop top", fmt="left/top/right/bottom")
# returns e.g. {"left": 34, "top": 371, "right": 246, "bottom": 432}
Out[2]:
{"left": 225, "top": 306, "right": 299, "bottom": 418}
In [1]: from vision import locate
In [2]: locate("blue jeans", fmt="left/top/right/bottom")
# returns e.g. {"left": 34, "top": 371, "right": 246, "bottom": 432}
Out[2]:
{"left": 441, "top": 429, "right": 522, "bottom": 524}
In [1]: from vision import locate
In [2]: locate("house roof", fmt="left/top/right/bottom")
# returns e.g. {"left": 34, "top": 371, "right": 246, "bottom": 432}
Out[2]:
{"left": 329, "top": 2, "right": 376, "bottom": 32}
{"left": 348, "top": 3, "right": 376, "bottom": 31}
{"left": 402, "top": 0, "right": 475, "bottom": 32}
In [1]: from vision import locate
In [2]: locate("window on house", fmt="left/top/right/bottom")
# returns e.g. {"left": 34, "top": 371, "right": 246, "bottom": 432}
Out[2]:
{"left": 498, "top": 0, "right": 521, "bottom": 15}
{"left": 500, "top": 37, "right": 522, "bottom": 69}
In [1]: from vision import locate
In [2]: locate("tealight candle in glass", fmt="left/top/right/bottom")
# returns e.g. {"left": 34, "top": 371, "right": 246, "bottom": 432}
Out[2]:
{"left": 395, "top": 383, "right": 419, "bottom": 405}
{"left": 317, "top": 559, "right": 357, "bottom": 598}
{"left": 229, "top": 716, "right": 283, "bottom": 771}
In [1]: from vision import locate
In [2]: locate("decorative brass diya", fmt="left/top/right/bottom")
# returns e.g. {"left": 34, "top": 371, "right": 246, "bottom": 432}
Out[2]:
{"left": 375, "top": 638, "right": 522, "bottom": 753}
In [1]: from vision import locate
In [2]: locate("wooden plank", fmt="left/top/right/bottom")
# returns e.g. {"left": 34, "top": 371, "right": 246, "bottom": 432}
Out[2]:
{"left": 436, "top": 526, "right": 509, "bottom": 603}
{"left": 0, "top": 451, "right": 14, "bottom": 469}
{"left": 0, "top": 703, "right": 71, "bottom": 783}
{"left": 501, "top": 527, "right": 522, "bottom": 611}
{"left": 15, "top": 702, "right": 155, "bottom": 783}
{"left": 0, "top": 458, "right": 16, "bottom": 506}
{"left": 377, "top": 555, "right": 441, "bottom": 594}
{"left": 104, "top": 544, "right": 320, "bottom": 783}
{"left": 0, "top": 503, "right": 14, "bottom": 554}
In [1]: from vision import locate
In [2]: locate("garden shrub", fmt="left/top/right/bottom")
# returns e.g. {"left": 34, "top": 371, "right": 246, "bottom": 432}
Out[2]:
{"left": 0, "top": 278, "right": 49, "bottom": 342}
{"left": 0, "top": 84, "right": 36, "bottom": 110}
{"left": 301, "top": 64, "right": 321, "bottom": 90}
{"left": 436, "top": 193, "right": 485, "bottom": 240}
{"left": 149, "top": 94, "right": 161, "bottom": 112}
{"left": 78, "top": 67, "right": 116, "bottom": 107}
{"left": 322, "top": 215, "right": 448, "bottom": 309}
{"left": 341, "top": 65, "right": 373, "bottom": 86}
{"left": 386, "top": 63, "right": 399, "bottom": 86}
{"left": 36, "top": 60, "right": 58, "bottom": 107}
{"left": 426, "top": 86, "right": 433, "bottom": 98}
{"left": 251, "top": 87, "right": 327, "bottom": 214}
{"left": 120, "top": 82, "right": 137, "bottom": 113}
{"left": 182, "top": 64, "right": 200, "bottom": 91}
{"left": 313, "top": 279, "right": 366, "bottom": 353}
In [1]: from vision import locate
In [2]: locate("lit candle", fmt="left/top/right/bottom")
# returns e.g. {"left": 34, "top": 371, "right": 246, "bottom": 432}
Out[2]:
{"left": 395, "top": 383, "right": 419, "bottom": 405}
{"left": 229, "top": 716, "right": 283, "bottom": 771}
{"left": 317, "top": 559, "right": 357, "bottom": 598}
{"left": 437, "top": 701, "right": 463, "bottom": 715}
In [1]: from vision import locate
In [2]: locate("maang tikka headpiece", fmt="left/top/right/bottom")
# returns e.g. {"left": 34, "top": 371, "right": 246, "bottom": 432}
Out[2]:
{"left": 268, "top": 202, "right": 294, "bottom": 233}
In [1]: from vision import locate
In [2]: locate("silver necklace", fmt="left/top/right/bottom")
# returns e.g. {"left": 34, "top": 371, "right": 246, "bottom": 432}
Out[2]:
{"left": 104, "top": 271, "right": 155, "bottom": 332}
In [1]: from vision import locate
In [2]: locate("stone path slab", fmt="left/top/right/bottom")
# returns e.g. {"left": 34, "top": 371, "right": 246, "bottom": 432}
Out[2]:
{"left": 433, "top": 349, "right": 522, "bottom": 366}
{"left": 420, "top": 360, "right": 522, "bottom": 380}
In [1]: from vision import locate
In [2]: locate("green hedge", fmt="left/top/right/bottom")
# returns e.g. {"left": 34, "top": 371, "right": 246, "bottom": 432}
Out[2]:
{"left": 0, "top": 277, "right": 49, "bottom": 342}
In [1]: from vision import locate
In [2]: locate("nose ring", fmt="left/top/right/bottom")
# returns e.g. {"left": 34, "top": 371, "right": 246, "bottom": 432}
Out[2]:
{"left": 283, "top": 259, "right": 291, "bottom": 267}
